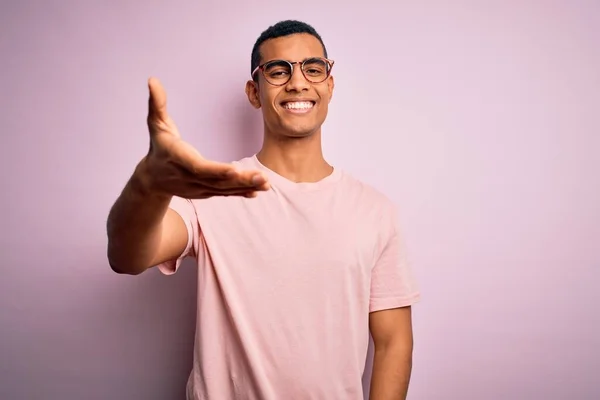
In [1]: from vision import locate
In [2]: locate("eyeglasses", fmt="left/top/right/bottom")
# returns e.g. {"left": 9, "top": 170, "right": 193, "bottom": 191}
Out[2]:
{"left": 251, "top": 57, "right": 335, "bottom": 86}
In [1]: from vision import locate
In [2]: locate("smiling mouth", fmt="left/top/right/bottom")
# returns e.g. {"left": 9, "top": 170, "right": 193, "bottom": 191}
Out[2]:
{"left": 281, "top": 101, "right": 315, "bottom": 111}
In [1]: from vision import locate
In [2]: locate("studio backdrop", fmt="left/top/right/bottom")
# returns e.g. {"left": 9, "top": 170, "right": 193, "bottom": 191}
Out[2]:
{"left": 1, "top": 1, "right": 598, "bottom": 399}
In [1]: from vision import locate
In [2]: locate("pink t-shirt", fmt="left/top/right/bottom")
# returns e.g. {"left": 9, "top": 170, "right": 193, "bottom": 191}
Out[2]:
{"left": 158, "top": 155, "right": 420, "bottom": 400}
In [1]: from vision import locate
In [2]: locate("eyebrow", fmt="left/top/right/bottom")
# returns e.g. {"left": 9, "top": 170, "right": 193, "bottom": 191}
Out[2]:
{"left": 263, "top": 57, "right": 322, "bottom": 64}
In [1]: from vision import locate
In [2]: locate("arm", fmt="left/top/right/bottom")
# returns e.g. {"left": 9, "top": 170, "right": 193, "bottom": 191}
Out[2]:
{"left": 106, "top": 158, "right": 188, "bottom": 275}
{"left": 106, "top": 77, "right": 269, "bottom": 276}
{"left": 368, "top": 306, "right": 414, "bottom": 400}
{"left": 368, "top": 201, "right": 420, "bottom": 399}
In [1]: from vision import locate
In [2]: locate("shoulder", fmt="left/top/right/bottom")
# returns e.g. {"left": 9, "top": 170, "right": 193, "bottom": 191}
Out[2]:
{"left": 337, "top": 171, "right": 403, "bottom": 243}
{"left": 339, "top": 170, "right": 397, "bottom": 214}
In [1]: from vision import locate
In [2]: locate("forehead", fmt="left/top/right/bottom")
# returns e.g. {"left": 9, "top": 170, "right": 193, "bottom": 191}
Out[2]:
{"left": 259, "top": 33, "right": 325, "bottom": 63}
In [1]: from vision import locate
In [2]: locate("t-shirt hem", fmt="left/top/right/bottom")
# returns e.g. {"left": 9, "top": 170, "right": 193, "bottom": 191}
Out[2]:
{"left": 369, "top": 292, "right": 421, "bottom": 313}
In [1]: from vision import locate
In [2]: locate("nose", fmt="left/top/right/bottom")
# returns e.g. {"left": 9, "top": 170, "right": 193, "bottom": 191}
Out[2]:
{"left": 285, "top": 62, "right": 310, "bottom": 92}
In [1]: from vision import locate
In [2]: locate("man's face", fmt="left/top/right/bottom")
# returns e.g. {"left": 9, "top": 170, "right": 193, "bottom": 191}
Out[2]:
{"left": 245, "top": 33, "right": 334, "bottom": 139}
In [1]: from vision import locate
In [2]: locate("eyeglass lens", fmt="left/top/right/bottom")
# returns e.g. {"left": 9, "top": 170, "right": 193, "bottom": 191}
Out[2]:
{"left": 263, "top": 58, "right": 329, "bottom": 85}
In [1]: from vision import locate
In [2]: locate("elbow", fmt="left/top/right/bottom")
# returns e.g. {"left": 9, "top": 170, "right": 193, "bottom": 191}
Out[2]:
{"left": 108, "top": 260, "right": 129, "bottom": 275}
{"left": 106, "top": 239, "right": 150, "bottom": 275}
{"left": 107, "top": 252, "right": 147, "bottom": 276}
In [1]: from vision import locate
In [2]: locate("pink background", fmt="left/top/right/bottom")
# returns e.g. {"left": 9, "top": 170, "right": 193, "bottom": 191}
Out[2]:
{"left": 1, "top": 1, "right": 598, "bottom": 399}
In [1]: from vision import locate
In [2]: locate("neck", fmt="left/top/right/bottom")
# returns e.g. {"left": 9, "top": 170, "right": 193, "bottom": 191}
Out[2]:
{"left": 257, "top": 129, "right": 333, "bottom": 183}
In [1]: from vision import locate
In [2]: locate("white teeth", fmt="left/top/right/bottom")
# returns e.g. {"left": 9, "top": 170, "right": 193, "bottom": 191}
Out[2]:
{"left": 283, "top": 101, "right": 314, "bottom": 109}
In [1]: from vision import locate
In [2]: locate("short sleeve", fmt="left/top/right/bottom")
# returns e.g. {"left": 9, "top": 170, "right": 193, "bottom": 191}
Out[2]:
{"left": 156, "top": 196, "right": 198, "bottom": 276}
{"left": 369, "top": 206, "right": 421, "bottom": 312}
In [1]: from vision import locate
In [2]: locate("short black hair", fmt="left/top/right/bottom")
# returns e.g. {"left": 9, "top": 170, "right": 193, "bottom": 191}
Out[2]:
{"left": 250, "top": 20, "right": 328, "bottom": 78}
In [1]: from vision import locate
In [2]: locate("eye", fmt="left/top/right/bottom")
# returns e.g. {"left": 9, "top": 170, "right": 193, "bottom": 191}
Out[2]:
{"left": 303, "top": 59, "right": 327, "bottom": 76}
{"left": 264, "top": 60, "right": 291, "bottom": 79}
{"left": 269, "top": 70, "right": 290, "bottom": 78}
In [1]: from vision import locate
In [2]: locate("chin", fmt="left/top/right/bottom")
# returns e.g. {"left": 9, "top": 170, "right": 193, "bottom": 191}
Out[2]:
{"left": 281, "top": 125, "right": 319, "bottom": 138}
{"left": 280, "top": 117, "right": 324, "bottom": 138}
{"left": 264, "top": 113, "right": 324, "bottom": 139}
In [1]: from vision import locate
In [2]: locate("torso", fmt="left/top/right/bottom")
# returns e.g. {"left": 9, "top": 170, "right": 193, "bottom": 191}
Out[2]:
{"left": 164, "top": 155, "right": 405, "bottom": 400}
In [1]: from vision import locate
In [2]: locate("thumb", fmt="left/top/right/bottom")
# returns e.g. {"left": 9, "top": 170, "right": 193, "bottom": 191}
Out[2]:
{"left": 147, "top": 77, "right": 168, "bottom": 122}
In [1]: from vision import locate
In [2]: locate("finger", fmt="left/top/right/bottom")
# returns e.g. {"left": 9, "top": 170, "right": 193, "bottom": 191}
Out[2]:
{"left": 172, "top": 145, "right": 266, "bottom": 185}
{"left": 254, "top": 181, "right": 270, "bottom": 191}
{"left": 225, "top": 168, "right": 269, "bottom": 187}
{"left": 178, "top": 167, "right": 270, "bottom": 192}
{"left": 168, "top": 140, "right": 236, "bottom": 178}
{"left": 166, "top": 139, "right": 269, "bottom": 186}
{"left": 185, "top": 187, "right": 259, "bottom": 199}
{"left": 198, "top": 169, "right": 270, "bottom": 190}
{"left": 199, "top": 178, "right": 270, "bottom": 191}
{"left": 147, "top": 77, "right": 168, "bottom": 122}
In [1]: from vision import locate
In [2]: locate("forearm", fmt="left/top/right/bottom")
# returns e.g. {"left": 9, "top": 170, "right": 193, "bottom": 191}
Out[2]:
{"left": 106, "top": 158, "right": 172, "bottom": 274}
{"left": 369, "top": 343, "right": 413, "bottom": 400}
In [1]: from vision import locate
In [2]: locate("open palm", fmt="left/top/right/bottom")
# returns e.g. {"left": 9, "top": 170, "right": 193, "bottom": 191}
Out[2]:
{"left": 142, "top": 77, "right": 269, "bottom": 199}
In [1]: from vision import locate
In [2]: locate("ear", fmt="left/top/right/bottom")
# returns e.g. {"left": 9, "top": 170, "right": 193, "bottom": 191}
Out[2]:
{"left": 245, "top": 80, "right": 261, "bottom": 109}
{"left": 327, "top": 75, "right": 335, "bottom": 103}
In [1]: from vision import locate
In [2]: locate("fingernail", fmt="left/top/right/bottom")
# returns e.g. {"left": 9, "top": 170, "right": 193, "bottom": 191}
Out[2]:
{"left": 252, "top": 174, "right": 263, "bottom": 185}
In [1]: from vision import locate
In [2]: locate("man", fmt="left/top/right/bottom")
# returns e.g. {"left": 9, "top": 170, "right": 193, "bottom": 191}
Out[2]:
{"left": 107, "top": 20, "right": 420, "bottom": 400}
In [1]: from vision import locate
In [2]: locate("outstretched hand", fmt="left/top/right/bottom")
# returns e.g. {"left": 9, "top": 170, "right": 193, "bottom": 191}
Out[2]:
{"left": 140, "top": 77, "right": 270, "bottom": 199}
